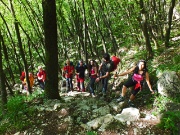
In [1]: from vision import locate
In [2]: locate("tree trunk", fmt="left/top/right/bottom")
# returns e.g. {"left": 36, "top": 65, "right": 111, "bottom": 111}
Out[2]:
{"left": 5, "top": 76, "right": 14, "bottom": 96}
{"left": 82, "top": 0, "right": 88, "bottom": 64}
{"left": 89, "top": 0, "right": 107, "bottom": 53}
{"left": 0, "top": 31, "right": 7, "bottom": 115}
{"left": 9, "top": 0, "right": 31, "bottom": 93}
{"left": 165, "top": 0, "right": 175, "bottom": 48}
{"left": 0, "top": 12, "right": 22, "bottom": 75}
{"left": 139, "top": 0, "right": 153, "bottom": 59}
{"left": 1, "top": 32, "right": 15, "bottom": 85}
{"left": 42, "top": 0, "right": 60, "bottom": 99}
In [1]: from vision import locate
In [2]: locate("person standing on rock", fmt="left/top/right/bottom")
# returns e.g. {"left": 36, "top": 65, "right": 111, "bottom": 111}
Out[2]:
{"left": 115, "top": 60, "right": 154, "bottom": 106}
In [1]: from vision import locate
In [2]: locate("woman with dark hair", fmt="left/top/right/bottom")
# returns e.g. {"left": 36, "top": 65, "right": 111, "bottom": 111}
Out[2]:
{"left": 89, "top": 60, "right": 98, "bottom": 97}
{"left": 115, "top": 60, "right": 154, "bottom": 106}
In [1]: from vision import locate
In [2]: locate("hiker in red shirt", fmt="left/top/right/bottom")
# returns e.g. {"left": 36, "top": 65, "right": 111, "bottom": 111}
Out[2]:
{"left": 63, "top": 60, "right": 74, "bottom": 92}
{"left": 20, "top": 71, "right": 25, "bottom": 89}
{"left": 37, "top": 66, "right": 46, "bottom": 90}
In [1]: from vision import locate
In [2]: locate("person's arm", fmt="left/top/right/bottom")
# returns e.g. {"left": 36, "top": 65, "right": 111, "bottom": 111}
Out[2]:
{"left": 145, "top": 72, "right": 154, "bottom": 94}
{"left": 100, "top": 71, "right": 110, "bottom": 79}
{"left": 75, "top": 67, "right": 79, "bottom": 75}
{"left": 115, "top": 66, "right": 136, "bottom": 77}
{"left": 96, "top": 71, "right": 110, "bottom": 82}
{"left": 23, "top": 78, "right": 26, "bottom": 85}
{"left": 98, "top": 63, "right": 103, "bottom": 71}
{"left": 37, "top": 73, "right": 42, "bottom": 80}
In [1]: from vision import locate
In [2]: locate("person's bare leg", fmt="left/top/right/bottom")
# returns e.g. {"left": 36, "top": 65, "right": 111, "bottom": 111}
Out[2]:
{"left": 130, "top": 94, "right": 135, "bottom": 101}
{"left": 128, "top": 94, "right": 136, "bottom": 106}
{"left": 117, "top": 85, "right": 127, "bottom": 102}
{"left": 121, "top": 85, "right": 127, "bottom": 97}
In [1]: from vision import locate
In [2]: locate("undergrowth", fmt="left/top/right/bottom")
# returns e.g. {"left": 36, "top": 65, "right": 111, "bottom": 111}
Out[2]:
{"left": 0, "top": 91, "right": 44, "bottom": 134}
{"left": 158, "top": 111, "right": 180, "bottom": 135}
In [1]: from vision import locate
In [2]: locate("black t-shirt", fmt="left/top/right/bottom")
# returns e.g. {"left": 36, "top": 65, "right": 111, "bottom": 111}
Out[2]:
{"left": 76, "top": 65, "right": 87, "bottom": 78}
{"left": 101, "top": 61, "right": 114, "bottom": 74}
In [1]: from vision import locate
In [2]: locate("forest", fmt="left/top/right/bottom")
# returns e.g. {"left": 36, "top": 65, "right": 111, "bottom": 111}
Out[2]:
{"left": 0, "top": 0, "right": 180, "bottom": 134}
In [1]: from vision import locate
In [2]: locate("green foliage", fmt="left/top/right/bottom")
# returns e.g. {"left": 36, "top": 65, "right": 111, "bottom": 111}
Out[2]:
{"left": 158, "top": 111, "right": 180, "bottom": 134}
{"left": 86, "top": 131, "right": 98, "bottom": 135}
{"left": 152, "top": 95, "right": 171, "bottom": 115}
{"left": 133, "top": 49, "right": 147, "bottom": 61}
{"left": 157, "top": 59, "right": 180, "bottom": 73}
{"left": 154, "top": 47, "right": 180, "bottom": 73}
{"left": 105, "top": 120, "right": 126, "bottom": 132}
{"left": 0, "top": 95, "right": 36, "bottom": 133}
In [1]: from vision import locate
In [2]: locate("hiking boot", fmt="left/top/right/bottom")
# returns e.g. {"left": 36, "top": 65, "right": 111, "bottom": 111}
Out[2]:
{"left": 128, "top": 101, "right": 135, "bottom": 107}
{"left": 116, "top": 96, "right": 124, "bottom": 102}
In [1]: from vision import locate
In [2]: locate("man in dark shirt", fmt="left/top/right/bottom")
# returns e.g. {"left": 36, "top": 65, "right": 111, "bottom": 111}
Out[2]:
{"left": 96, "top": 53, "right": 113, "bottom": 98}
{"left": 75, "top": 60, "right": 87, "bottom": 92}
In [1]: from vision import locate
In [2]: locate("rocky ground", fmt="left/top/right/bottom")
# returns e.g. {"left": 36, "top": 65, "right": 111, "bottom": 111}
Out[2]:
{"left": 10, "top": 45, "right": 180, "bottom": 135}
{"left": 11, "top": 85, "right": 171, "bottom": 135}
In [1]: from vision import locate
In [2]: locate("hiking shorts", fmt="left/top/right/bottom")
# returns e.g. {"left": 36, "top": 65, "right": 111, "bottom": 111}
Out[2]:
{"left": 77, "top": 77, "right": 85, "bottom": 83}
{"left": 124, "top": 78, "right": 141, "bottom": 96}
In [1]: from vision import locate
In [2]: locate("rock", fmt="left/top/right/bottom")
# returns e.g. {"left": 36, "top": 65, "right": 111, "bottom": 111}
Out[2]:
{"left": 114, "top": 107, "right": 140, "bottom": 122}
{"left": 58, "top": 108, "right": 69, "bottom": 118}
{"left": 157, "top": 71, "right": 180, "bottom": 97}
{"left": 86, "top": 114, "right": 114, "bottom": 130}
{"left": 92, "top": 105, "right": 110, "bottom": 117}
{"left": 109, "top": 101, "right": 124, "bottom": 112}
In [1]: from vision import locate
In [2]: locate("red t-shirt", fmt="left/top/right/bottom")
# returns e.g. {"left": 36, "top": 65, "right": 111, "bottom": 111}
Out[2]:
{"left": 37, "top": 70, "right": 46, "bottom": 82}
{"left": 20, "top": 71, "right": 25, "bottom": 81}
{"left": 63, "top": 65, "right": 74, "bottom": 78}
{"left": 90, "top": 68, "right": 97, "bottom": 78}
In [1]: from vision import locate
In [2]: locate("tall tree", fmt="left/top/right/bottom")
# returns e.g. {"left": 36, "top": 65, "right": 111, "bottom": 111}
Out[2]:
{"left": 139, "top": 0, "right": 153, "bottom": 59}
{"left": 0, "top": 31, "right": 7, "bottom": 115}
{"left": 165, "top": 0, "right": 176, "bottom": 48}
{"left": 9, "top": 0, "right": 32, "bottom": 93}
{"left": 42, "top": 0, "right": 60, "bottom": 99}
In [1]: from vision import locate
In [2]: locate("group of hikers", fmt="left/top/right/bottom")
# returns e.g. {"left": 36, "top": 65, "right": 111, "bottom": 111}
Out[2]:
{"left": 20, "top": 53, "right": 154, "bottom": 106}
{"left": 62, "top": 53, "right": 154, "bottom": 106}
{"left": 20, "top": 66, "right": 46, "bottom": 95}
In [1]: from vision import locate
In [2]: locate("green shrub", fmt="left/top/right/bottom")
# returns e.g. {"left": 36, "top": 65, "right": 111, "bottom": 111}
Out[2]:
{"left": 86, "top": 131, "right": 98, "bottom": 135}
{"left": 0, "top": 95, "right": 36, "bottom": 133}
{"left": 158, "top": 111, "right": 180, "bottom": 134}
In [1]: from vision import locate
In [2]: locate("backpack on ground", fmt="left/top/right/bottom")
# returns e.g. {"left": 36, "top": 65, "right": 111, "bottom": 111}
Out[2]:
{"left": 111, "top": 56, "right": 121, "bottom": 71}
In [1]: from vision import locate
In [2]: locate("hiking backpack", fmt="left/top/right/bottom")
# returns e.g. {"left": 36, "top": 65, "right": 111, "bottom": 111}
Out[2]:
{"left": 111, "top": 56, "right": 121, "bottom": 71}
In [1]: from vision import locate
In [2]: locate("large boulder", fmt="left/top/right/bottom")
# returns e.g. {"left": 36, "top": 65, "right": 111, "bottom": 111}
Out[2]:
{"left": 157, "top": 71, "right": 180, "bottom": 97}
{"left": 114, "top": 107, "right": 140, "bottom": 122}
